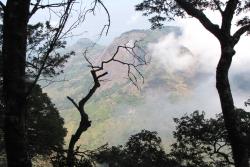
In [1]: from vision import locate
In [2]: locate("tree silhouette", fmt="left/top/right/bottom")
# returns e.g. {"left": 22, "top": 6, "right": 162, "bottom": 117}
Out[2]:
{"left": 66, "top": 41, "right": 148, "bottom": 167}
{"left": 26, "top": 84, "right": 67, "bottom": 158}
{"left": 0, "top": 0, "right": 109, "bottom": 165}
{"left": 171, "top": 109, "right": 250, "bottom": 167}
{"left": 0, "top": 84, "right": 67, "bottom": 165}
{"left": 86, "top": 130, "right": 180, "bottom": 167}
{"left": 136, "top": 1, "right": 250, "bottom": 166}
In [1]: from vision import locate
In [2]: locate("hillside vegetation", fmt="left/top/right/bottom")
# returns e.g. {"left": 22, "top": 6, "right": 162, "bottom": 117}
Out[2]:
{"left": 44, "top": 26, "right": 249, "bottom": 150}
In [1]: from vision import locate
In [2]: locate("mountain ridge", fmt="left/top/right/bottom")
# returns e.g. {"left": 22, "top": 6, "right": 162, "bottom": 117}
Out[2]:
{"left": 44, "top": 26, "right": 250, "bottom": 150}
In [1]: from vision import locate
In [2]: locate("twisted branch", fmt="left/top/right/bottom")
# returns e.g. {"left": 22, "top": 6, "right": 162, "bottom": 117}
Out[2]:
{"left": 86, "top": 40, "right": 149, "bottom": 89}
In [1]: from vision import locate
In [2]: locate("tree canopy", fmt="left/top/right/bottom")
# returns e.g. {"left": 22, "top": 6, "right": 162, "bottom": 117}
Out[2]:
{"left": 136, "top": 1, "right": 250, "bottom": 166}
{"left": 136, "top": 0, "right": 250, "bottom": 31}
{"left": 0, "top": 0, "right": 76, "bottom": 164}
{"left": 0, "top": 84, "right": 67, "bottom": 157}
{"left": 171, "top": 109, "right": 250, "bottom": 167}
{"left": 27, "top": 84, "right": 67, "bottom": 157}
{"left": 85, "top": 130, "right": 179, "bottom": 167}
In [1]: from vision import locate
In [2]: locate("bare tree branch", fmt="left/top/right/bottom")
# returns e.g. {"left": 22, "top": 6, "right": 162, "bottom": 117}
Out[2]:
{"left": 40, "top": 78, "right": 69, "bottom": 88}
{"left": 66, "top": 68, "right": 105, "bottom": 167}
{"left": 31, "top": 2, "right": 71, "bottom": 9}
{"left": 97, "top": 0, "right": 111, "bottom": 36}
{"left": 66, "top": 40, "right": 148, "bottom": 166}
{"left": 29, "top": 0, "right": 42, "bottom": 18}
{"left": 0, "top": 1, "right": 5, "bottom": 11}
{"left": 211, "top": 140, "right": 234, "bottom": 165}
{"left": 26, "top": 0, "right": 75, "bottom": 96}
{"left": 67, "top": 96, "right": 80, "bottom": 111}
{"left": 86, "top": 41, "right": 148, "bottom": 89}
{"left": 26, "top": 0, "right": 111, "bottom": 95}
{"left": 29, "top": 1, "right": 79, "bottom": 18}
{"left": 60, "top": 0, "right": 111, "bottom": 39}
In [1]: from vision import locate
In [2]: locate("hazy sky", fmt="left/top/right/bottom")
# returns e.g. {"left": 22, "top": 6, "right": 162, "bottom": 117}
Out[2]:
{"left": 0, "top": 0, "right": 152, "bottom": 44}
{"left": 38, "top": 0, "right": 250, "bottom": 145}
{"left": 80, "top": 0, "right": 152, "bottom": 43}
{"left": 2, "top": 0, "right": 249, "bottom": 106}
{"left": 27, "top": 0, "right": 152, "bottom": 44}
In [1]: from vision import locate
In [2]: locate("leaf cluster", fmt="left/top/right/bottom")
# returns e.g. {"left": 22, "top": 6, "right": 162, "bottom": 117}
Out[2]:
{"left": 26, "top": 22, "right": 75, "bottom": 79}
{"left": 27, "top": 84, "right": 67, "bottom": 157}
{"left": 93, "top": 130, "right": 179, "bottom": 167}
{"left": 136, "top": 0, "right": 250, "bottom": 31}
{"left": 51, "top": 130, "right": 180, "bottom": 167}
{"left": 171, "top": 109, "right": 250, "bottom": 167}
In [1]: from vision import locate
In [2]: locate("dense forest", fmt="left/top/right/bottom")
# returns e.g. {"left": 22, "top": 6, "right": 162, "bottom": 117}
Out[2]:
{"left": 0, "top": 0, "right": 250, "bottom": 167}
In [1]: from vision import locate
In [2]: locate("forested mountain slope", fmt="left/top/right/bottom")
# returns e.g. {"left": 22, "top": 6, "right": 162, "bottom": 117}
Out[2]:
{"left": 44, "top": 26, "right": 250, "bottom": 150}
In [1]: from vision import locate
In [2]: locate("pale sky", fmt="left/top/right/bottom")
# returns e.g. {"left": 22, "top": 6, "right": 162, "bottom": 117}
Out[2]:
{"left": 0, "top": 0, "right": 151, "bottom": 44}
{"left": 1, "top": 0, "right": 249, "bottom": 74}
{"left": 28, "top": 0, "right": 153, "bottom": 45}
{"left": 80, "top": 0, "right": 151, "bottom": 44}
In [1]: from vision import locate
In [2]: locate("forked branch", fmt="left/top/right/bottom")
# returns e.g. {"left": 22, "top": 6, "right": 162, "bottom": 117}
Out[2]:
{"left": 87, "top": 40, "right": 149, "bottom": 89}
{"left": 26, "top": 0, "right": 75, "bottom": 96}
{"left": 0, "top": 1, "right": 5, "bottom": 11}
{"left": 26, "top": 0, "right": 111, "bottom": 96}
{"left": 66, "top": 41, "right": 148, "bottom": 166}
{"left": 66, "top": 63, "right": 109, "bottom": 167}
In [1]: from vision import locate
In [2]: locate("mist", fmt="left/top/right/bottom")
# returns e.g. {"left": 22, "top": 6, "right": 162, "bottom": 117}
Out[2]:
{"left": 101, "top": 19, "right": 250, "bottom": 147}
{"left": 45, "top": 20, "right": 250, "bottom": 150}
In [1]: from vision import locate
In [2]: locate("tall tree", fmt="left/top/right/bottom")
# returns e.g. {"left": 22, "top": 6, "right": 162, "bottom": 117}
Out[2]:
{"left": 2, "top": 1, "right": 31, "bottom": 166}
{"left": 136, "top": 1, "right": 250, "bottom": 166}
{"left": 0, "top": 0, "right": 108, "bottom": 166}
{"left": 0, "top": 20, "right": 73, "bottom": 165}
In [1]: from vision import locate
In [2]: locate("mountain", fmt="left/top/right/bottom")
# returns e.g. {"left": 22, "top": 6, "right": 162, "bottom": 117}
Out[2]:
{"left": 44, "top": 26, "right": 250, "bottom": 150}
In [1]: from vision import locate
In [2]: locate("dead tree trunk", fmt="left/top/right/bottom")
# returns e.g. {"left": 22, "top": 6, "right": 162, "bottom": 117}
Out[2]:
{"left": 2, "top": 0, "right": 31, "bottom": 166}
{"left": 66, "top": 70, "right": 104, "bottom": 167}
{"left": 66, "top": 117, "right": 91, "bottom": 167}
{"left": 66, "top": 41, "right": 147, "bottom": 166}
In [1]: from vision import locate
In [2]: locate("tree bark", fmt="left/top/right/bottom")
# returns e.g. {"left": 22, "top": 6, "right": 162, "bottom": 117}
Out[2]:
{"left": 2, "top": 0, "right": 31, "bottom": 166}
{"left": 216, "top": 44, "right": 249, "bottom": 167}
{"left": 66, "top": 70, "right": 102, "bottom": 167}
{"left": 173, "top": 0, "right": 249, "bottom": 166}
{"left": 66, "top": 117, "right": 91, "bottom": 167}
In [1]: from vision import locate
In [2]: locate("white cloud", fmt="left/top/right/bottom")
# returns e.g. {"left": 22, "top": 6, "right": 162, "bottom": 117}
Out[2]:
{"left": 149, "top": 33, "right": 197, "bottom": 72}
{"left": 147, "top": 16, "right": 250, "bottom": 110}
{"left": 178, "top": 18, "right": 220, "bottom": 73}
{"left": 126, "top": 13, "right": 140, "bottom": 25}
{"left": 150, "top": 15, "right": 250, "bottom": 74}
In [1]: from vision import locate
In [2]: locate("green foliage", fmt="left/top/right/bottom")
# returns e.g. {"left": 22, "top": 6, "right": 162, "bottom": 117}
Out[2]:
{"left": 27, "top": 84, "right": 67, "bottom": 157}
{"left": 94, "top": 130, "right": 180, "bottom": 167}
{"left": 51, "top": 130, "right": 180, "bottom": 167}
{"left": 170, "top": 109, "right": 250, "bottom": 167}
{"left": 0, "top": 21, "right": 74, "bottom": 111}
{"left": 123, "top": 130, "right": 171, "bottom": 167}
{"left": 0, "top": 21, "right": 74, "bottom": 81}
{"left": 136, "top": 0, "right": 250, "bottom": 29}
{"left": 26, "top": 22, "right": 75, "bottom": 79}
